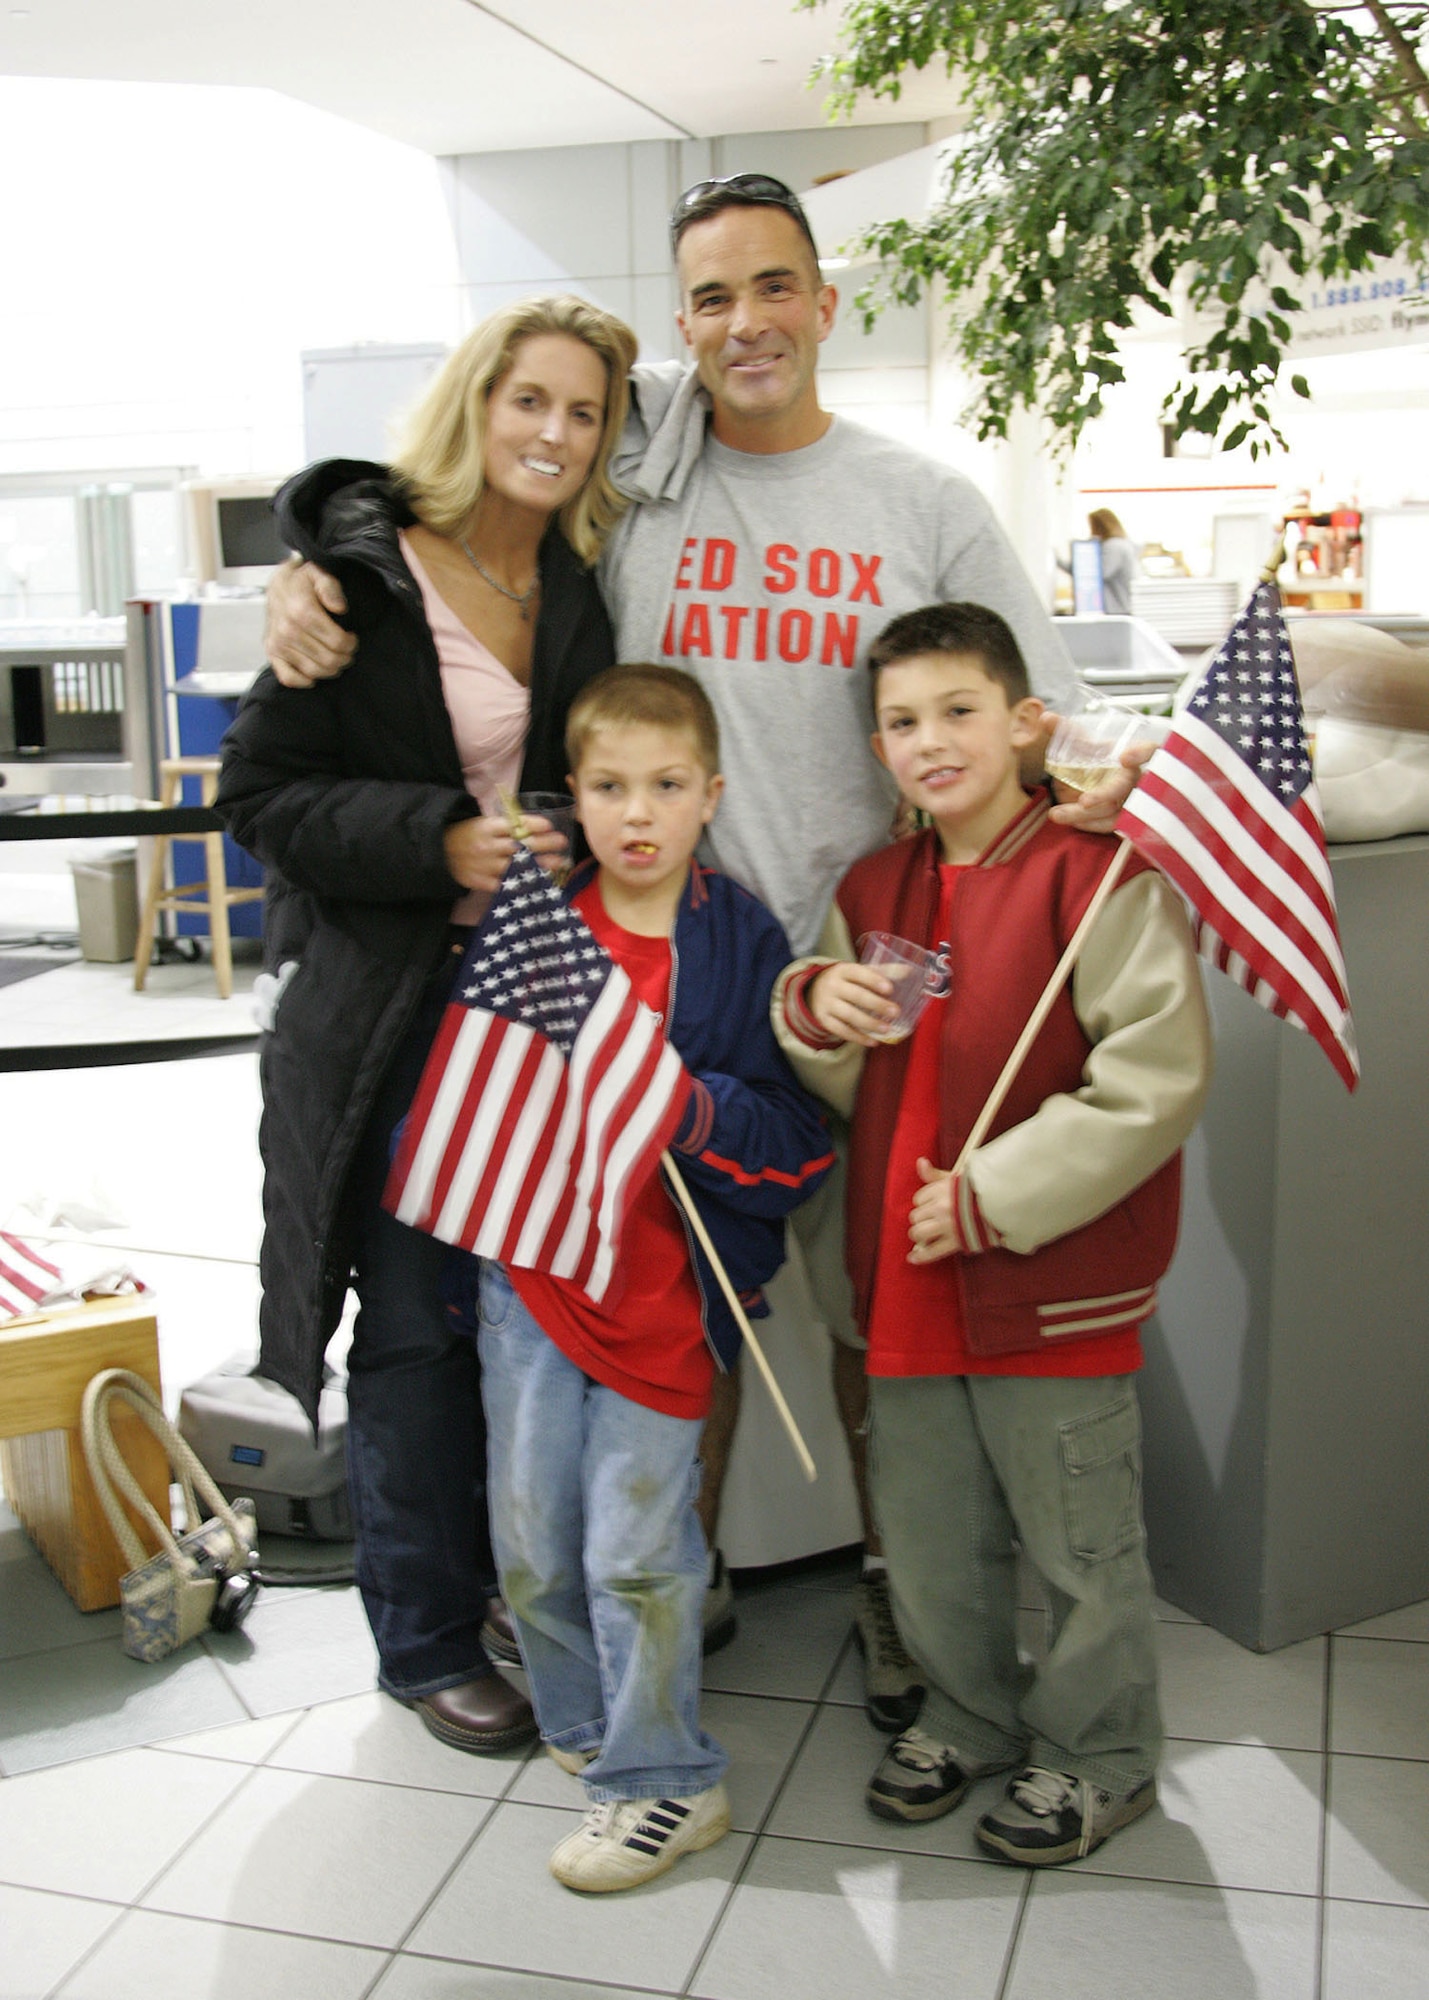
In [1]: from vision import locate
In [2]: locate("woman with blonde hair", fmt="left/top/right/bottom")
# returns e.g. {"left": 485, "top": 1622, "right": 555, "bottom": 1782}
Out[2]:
{"left": 218, "top": 295, "right": 637, "bottom": 1756}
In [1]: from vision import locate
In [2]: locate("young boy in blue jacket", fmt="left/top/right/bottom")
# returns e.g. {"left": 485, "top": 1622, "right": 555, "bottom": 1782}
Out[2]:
{"left": 473, "top": 663, "right": 833, "bottom": 1894}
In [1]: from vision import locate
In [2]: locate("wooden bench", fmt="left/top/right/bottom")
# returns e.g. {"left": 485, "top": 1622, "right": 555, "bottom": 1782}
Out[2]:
{"left": 0, "top": 1296, "right": 169, "bottom": 1610}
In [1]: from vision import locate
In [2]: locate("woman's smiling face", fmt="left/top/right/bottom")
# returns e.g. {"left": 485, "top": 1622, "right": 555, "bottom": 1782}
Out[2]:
{"left": 480, "top": 332, "right": 609, "bottom": 520}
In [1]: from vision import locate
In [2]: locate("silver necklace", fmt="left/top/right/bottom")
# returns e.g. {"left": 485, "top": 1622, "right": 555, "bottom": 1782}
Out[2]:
{"left": 458, "top": 538, "right": 538, "bottom": 620}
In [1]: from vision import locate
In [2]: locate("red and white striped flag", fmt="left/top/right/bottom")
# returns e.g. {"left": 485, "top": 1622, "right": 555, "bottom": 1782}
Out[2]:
{"left": 1116, "top": 580, "right": 1358, "bottom": 1091}
{"left": 0, "top": 1233, "right": 147, "bottom": 1319}
{"left": 0, "top": 1233, "right": 64, "bottom": 1319}
{"left": 383, "top": 845, "right": 691, "bottom": 1300}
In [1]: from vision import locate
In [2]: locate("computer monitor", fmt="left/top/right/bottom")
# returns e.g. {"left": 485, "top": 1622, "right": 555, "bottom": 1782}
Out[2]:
{"left": 183, "top": 479, "right": 292, "bottom": 588}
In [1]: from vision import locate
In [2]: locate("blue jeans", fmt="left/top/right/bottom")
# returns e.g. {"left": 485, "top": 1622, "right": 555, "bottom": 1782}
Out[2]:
{"left": 870, "top": 1372, "right": 1162, "bottom": 1794}
{"left": 477, "top": 1261, "right": 726, "bottom": 1804}
{"left": 345, "top": 953, "right": 498, "bottom": 1699}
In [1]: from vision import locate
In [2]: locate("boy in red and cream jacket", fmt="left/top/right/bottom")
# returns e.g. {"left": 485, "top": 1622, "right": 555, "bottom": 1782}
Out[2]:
{"left": 776, "top": 602, "right": 1212, "bottom": 1868}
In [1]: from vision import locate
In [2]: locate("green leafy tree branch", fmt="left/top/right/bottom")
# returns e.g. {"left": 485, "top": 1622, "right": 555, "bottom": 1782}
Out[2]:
{"left": 804, "top": 0, "right": 1429, "bottom": 456}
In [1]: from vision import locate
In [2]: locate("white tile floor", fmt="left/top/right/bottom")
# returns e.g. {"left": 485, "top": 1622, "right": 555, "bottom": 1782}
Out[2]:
{"left": 3, "top": 945, "right": 1429, "bottom": 1999}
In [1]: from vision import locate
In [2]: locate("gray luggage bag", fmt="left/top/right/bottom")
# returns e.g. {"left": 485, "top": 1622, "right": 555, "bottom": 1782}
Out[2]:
{"left": 178, "top": 1354, "right": 352, "bottom": 1541}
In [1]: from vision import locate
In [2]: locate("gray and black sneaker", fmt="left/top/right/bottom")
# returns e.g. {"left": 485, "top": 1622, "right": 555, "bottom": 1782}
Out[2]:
{"left": 866, "top": 1726, "right": 977, "bottom": 1822}
{"left": 701, "top": 1548, "right": 737, "bottom": 1655}
{"left": 975, "top": 1766, "right": 1157, "bottom": 1866}
{"left": 853, "top": 1570, "right": 925, "bottom": 1732}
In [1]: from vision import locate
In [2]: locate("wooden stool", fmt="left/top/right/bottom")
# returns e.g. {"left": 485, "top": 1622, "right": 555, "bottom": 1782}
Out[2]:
{"left": 133, "top": 756, "right": 263, "bottom": 1000}
{"left": 0, "top": 1297, "right": 170, "bottom": 1611}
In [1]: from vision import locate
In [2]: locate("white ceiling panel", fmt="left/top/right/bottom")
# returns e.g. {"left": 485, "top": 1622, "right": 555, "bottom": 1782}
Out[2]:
{"left": 0, "top": 0, "right": 964, "bottom": 154}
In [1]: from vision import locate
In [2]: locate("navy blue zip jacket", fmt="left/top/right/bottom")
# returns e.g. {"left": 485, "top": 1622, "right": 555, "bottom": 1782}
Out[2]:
{"left": 632, "top": 857, "right": 836, "bottom": 1371}
{"left": 452, "top": 856, "right": 834, "bottom": 1374}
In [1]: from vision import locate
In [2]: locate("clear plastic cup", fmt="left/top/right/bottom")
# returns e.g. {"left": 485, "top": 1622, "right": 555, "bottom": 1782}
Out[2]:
{"left": 857, "top": 931, "right": 942, "bottom": 1043}
{"left": 1044, "top": 699, "right": 1167, "bottom": 795}
{"left": 514, "top": 791, "right": 576, "bottom": 878}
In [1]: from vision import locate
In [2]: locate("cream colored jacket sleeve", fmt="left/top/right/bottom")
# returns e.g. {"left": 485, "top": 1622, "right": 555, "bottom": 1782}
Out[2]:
{"left": 969, "top": 870, "right": 1212, "bottom": 1253}
{"left": 773, "top": 872, "right": 1214, "bottom": 1252}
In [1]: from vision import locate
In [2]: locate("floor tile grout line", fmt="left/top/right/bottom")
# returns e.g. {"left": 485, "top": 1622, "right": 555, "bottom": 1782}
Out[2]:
{"left": 382, "top": 1786, "right": 506, "bottom": 1963}
{"left": 993, "top": 1871, "right": 1037, "bottom": 2000}
{"left": 124, "top": 1752, "right": 273, "bottom": 1911}
{"left": 38, "top": 1893, "right": 133, "bottom": 2000}
{"left": 695, "top": 1823, "right": 1332, "bottom": 1900}
{"left": 385, "top": 1946, "right": 683, "bottom": 1998}
{"left": 1314, "top": 1633, "right": 1335, "bottom": 2000}
{"left": 679, "top": 1626, "right": 859, "bottom": 1997}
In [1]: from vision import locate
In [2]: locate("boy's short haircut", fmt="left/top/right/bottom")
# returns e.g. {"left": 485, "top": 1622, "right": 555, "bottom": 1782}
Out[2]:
{"left": 566, "top": 663, "right": 722, "bottom": 776}
{"left": 867, "top": 602, "right": 1032, "bottom": 706}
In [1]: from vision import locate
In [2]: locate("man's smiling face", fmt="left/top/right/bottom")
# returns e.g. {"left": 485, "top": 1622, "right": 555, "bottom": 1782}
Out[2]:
{"left": 675, "top": 205, "right": 837, "bottom": 454}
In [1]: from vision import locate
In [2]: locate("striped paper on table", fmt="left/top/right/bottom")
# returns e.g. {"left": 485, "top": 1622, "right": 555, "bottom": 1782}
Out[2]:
{"left": 383, "top": 844, "right": 690, "bottom": 1302}
{"left": 0, "top": 1232, "right": 64, "bottom": 1319}
{"left": 1116, "top": 580, "right": 1358, "bottom": 1092}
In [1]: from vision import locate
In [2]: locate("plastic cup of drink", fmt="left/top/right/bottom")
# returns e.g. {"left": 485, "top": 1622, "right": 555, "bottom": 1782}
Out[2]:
{"left": 515, "top": 791, "right": 576, "bottom": 876}
{"left": 1044, "top": 700, "right": 1166, "bottom": 795}
{"left": 857, "top": 931, "right": 941, "bottom": 1043}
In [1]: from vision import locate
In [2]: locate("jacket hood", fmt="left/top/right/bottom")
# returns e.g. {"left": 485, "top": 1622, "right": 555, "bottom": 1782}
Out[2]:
{"left": 273, "top": 459, "right": 421, "bottom": 631}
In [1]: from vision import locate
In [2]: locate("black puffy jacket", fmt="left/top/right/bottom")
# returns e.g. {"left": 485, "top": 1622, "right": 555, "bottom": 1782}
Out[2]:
{"left": 216, "top": 459, "right": 616, "bottom": 1422}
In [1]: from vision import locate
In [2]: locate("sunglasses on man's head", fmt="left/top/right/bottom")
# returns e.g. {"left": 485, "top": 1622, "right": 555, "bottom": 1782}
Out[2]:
{"left": 669, "top": 173, "right": 819, "bottom": 254}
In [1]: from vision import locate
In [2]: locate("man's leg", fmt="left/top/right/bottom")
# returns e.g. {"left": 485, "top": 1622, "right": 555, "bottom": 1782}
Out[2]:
{"left": 693, "top": 1361, "right": 740, "bottom": 1651}
{"left": 796, "top": 1162, "right": 923, "bottom": 1730}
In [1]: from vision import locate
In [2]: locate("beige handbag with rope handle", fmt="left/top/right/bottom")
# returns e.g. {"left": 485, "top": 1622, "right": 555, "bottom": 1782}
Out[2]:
{"left": 81, "top": 1368, "right": 259, "bottom": 1662}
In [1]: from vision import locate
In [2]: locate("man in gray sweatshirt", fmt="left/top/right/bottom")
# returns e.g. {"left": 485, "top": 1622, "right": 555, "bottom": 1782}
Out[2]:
{"left": 263, "top": 173, "right": 1126, "bottom": 1737}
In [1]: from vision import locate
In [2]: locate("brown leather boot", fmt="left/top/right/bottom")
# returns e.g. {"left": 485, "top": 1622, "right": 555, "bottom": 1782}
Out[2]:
{"left": 402, "top": 1671, "right": 536, "bottom": 1753}
{"left": 480, "top": 1595, "right": 522, "bottom": 1665}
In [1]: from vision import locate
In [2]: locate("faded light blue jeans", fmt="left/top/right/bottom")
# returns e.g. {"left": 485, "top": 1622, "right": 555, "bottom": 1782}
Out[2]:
{"left": 476, "top": 1260, "right": 727, "bottom": 1805}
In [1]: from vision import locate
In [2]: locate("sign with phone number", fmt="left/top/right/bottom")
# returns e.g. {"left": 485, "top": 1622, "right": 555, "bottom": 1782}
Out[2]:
{"left": 1186, "top": 256, "right": 1429, "bottom": 358}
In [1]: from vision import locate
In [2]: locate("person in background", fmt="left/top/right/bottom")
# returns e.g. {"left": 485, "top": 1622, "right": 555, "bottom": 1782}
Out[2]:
{"left": 1085, "top": 508, "right": 1140, "bottom": 615}
{"left": 216, "top": 294, "right": 637, "bottom": 1758}
{"left": 256, "top": 173, "right": 1145, "bottom": 1733}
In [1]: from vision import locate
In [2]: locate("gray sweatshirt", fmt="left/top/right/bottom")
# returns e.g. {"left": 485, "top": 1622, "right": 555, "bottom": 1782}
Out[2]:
{"left": 601, "top": 362, "right": 1079, "bottom": 953}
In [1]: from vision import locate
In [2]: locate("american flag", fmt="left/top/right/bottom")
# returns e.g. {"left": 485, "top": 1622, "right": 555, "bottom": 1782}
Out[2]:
{"left": 383, "top": 845, "right": 690, "bottom": 1300}
{"left": 0, "top": 1233, "right": 63, "bottom": 1319}
{"left": 1116, "top": 580, "right": 1359, "bottom": 1092}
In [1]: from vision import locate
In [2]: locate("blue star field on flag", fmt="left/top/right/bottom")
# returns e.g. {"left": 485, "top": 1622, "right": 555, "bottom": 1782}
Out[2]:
{"left": 1187, "top": 583, "right": 1314, "bottom": 804}
{"left": 458, "top": 847, "right": 612, "bottom": 1055}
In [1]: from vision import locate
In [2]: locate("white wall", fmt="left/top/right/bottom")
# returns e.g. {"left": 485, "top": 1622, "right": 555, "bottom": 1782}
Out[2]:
{"left": 0, "top": 76, "right": 461, "bottom": 486}
{"left": 439, "top": 124, "right": 934, "bottom": 405}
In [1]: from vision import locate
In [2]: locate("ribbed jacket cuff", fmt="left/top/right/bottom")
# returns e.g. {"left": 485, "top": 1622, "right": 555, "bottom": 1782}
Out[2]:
{"left": 783, "top": 963, "right": 843, "bottom": 1048}
{"left": 952, "top": 1170, "right": 1004, "bottom": 1254}
{"left": 672, "top": 1076, "right": 715, "bottom": 1156}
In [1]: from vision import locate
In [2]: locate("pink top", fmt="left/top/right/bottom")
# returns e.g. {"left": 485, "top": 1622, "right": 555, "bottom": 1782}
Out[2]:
{"left": 400, "top": 531, "right": 529, "bottom": 926}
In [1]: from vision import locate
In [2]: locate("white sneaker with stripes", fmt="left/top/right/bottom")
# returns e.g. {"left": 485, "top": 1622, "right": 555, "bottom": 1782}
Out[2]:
{"left": 548, "top": 1783, "right": 731, "bottom": 1892}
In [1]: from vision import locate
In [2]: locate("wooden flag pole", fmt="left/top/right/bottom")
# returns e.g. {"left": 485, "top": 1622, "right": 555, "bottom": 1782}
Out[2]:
{"left": 661, "top": 1151, "right": 818, "bottom": 1484}
{"left": 950, "top": 838, "right": 1133, "bottom": 1177}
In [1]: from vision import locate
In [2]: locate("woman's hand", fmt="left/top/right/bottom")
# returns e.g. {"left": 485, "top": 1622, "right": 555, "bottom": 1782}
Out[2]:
{"left": 808, "top": 962, "right": 899, "bottom": 1047}
{"left": 442, "top": 813, "right": 570, "bottom": 893}
{"left": 442, "top": 815, "right": 519, "bottom": 893}
{"left": 265, "top": 558, "right": 358, "bottom": 688}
